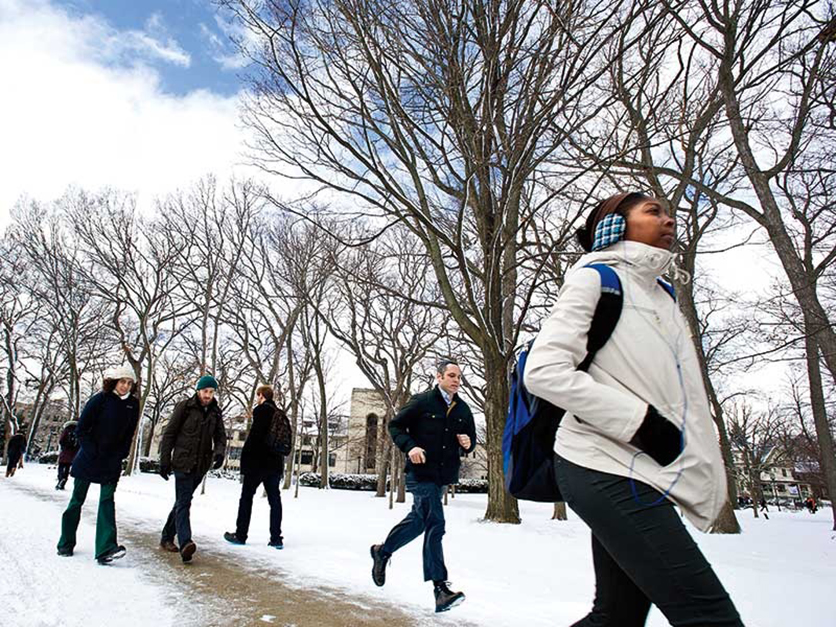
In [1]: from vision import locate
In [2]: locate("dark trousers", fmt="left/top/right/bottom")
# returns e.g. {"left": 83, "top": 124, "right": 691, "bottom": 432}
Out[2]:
{"left": 57, "top": 478, "right": 119, "bottom": 559}
{"left": 555, "top": 455, "right": 743, "bottom": 627}
{"left": 57, "top": 462, "right": 71, "bottom": 488}
{"left": 6, "top": 453, "right": 21, "bottom": 477}
{"left": 161, "top": 471, "right": 204, "bottom": 547}
{"left": 382, "top": 478, "right": 447, "bottom": 582}
{"left": 235, "top": 469, "right": 283, "bottom": 544}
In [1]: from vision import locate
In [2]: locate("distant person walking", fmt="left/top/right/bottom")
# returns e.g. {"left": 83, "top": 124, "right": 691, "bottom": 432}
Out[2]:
{"left": 224, "top": 384, "right": 287, "bottom": 549}
{"left": 159, "top": 375, "right": 226, "bottom": 563}
{"left": 370, "top": 360, "right": 477, "bottom": 613}
{"left": 5, "top": 430, "right": 26, "bottom": 477}
{"left": 56, "top": 420, "right": 80, "bottom": 490}
{"left": 56, "top": 366, "right": 140, "bottom": 564}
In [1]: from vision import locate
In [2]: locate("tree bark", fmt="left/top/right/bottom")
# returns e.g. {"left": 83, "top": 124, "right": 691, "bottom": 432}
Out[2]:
{"left": 804, "top": 337, "right": 836, "bottom": 531}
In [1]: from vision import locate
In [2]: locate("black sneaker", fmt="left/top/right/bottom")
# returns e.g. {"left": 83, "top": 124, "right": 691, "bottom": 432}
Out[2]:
{"left": 268, "top": 540, "right": 284, "bottom": 550}
{"left": 224, "top": 532, "right": 245, "bottom": 545}
{"left": 97, "top": 545, "right": 126, "bottom": 565}
{"left": 57, "top": 547, "right": 73, "bottom": 557}
{"left": 370, "top": 544, "right": 390, "bottom": 587}
{"left": 180, "top": 540, "right": 196, "bottom": 563}
{"left": 434, "top": 581, "right": 465, "bottom": 613}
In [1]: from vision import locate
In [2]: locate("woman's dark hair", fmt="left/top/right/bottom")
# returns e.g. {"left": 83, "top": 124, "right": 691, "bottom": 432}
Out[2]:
{"left": 576, "top": 192, "right": 652, "bottom": 252}
{"left": 102, "top": 378, "right": 138, "bottom": 397}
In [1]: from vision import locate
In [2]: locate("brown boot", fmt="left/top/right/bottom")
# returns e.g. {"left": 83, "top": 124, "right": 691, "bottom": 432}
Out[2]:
{"left": 159, "top": 540, "right": 179, "bottom": 553}
{"left": 180, "top": 541, "right": 196, "bottom": 563}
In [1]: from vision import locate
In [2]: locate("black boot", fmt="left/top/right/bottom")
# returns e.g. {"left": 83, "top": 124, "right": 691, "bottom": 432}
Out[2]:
{"left": 97, "top": 545, "right": 126, "bottom": 565}
{"left": 434, "top": 581, "right": 465, "bottom": 613}
{"left": 370, "top": 544, "right": 390, "bottom": 587}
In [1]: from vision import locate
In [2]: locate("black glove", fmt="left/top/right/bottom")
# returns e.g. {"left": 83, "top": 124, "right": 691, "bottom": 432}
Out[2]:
{"left": 159, "top": 464, "right": 170, "bottom": 481}
{"left": 629, "top": 405, "right": 682, "bottom": 466}
{"left": 212, "top": 454, "right": 224, "bottom": 470}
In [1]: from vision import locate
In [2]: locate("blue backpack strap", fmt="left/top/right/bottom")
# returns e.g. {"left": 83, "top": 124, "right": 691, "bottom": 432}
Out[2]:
{"left": 656, "top": 278, "right": 676, "bottom": 300}
{"left": 579, "top": 264, "right": 623, "bottom": 371}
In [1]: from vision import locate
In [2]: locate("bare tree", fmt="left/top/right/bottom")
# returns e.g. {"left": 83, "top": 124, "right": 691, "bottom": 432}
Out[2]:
{"left": 222, "top": 0, "right": 648, "bottom": 522}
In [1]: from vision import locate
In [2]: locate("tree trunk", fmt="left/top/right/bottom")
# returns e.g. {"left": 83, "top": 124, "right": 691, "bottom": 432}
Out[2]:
{"left": 552, "top": 502, "right": 568, "bottom": 521}
{"left": 483, "top": 351, "right": 520, "bottom": 523}
{"left": 375, "top": 412, "right": 392, "bottom": 498}
{"left": 396, "top": 451, "right": 406, "bottom": 503}
{"left": 712, "top": 500, "right": 741, "bottom": 534}
{"left": 677, "top": 253, "right": 741, "bottom": 534}
{"left": 804, "top": 337, "right": 836, "bottom": 531}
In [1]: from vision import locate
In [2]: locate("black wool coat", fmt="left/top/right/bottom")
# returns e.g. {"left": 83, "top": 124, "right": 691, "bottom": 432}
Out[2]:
{"left": 71, "top": 392, "right": 140, "bottom": 485}
{"left": 388, "top": 386, "right": 477, "bottom": 486}
{"left": 240, "top": 399, "right": 284, "bottom": 476}
{"left": 159, "top": 394, "right": 226, "bottom": 476}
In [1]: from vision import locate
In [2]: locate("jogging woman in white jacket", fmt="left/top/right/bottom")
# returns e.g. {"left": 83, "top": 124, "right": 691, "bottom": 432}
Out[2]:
{"left": 525, "top": 192, "right": 742, "bottom": 626}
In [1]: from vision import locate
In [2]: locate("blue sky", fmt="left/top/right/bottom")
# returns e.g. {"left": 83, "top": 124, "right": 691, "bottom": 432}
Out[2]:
{"left": 56, "top": 0, "right": 247, "bottom": 96}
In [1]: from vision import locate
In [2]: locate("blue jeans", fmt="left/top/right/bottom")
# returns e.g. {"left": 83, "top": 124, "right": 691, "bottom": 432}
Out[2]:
{"left": 382, "top": 478, "right": 447, "bottom": 582}
{"left": 161, "top": 471, "right": 204, "bottom": 547}
{"left": 235, "top": 470, "right": 283, "bottom": 544}
{"left": 555, "top": 455, "right": 742, "bottom": 627}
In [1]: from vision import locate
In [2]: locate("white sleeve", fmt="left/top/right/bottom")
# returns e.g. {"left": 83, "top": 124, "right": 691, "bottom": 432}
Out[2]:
{"left": 523, "top": 267, "right": 647, "bottom": 442}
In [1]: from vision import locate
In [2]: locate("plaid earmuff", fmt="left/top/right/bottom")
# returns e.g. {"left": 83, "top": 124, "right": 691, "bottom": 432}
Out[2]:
{"left": 591, "top": 213, "right": 626, "bottom": 251}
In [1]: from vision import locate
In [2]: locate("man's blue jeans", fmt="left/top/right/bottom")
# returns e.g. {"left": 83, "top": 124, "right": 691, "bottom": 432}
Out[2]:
{"left": 382, "top": 478, "right": 447, "bottom": 582}
{"left": 161, "top": 471, "right": 204, "bottom": 547}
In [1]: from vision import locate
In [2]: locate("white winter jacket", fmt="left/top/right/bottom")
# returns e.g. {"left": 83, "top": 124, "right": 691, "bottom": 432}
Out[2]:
{"left": 524, "top": 240, "right": 727, "bottom": 532}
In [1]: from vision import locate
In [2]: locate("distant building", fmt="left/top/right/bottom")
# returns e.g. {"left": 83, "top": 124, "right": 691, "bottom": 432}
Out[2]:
{"left": 13, "top": 400, "right": 70, "bottom": 455}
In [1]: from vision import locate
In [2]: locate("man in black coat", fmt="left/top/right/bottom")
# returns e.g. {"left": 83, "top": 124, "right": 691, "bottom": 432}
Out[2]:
{"left": 370, "top": 360, "right": 477, "bottom": 613}
{"left": 224, "top": 384, "right": 285, "bottom": 548}
{"left": 159, "top": 375, "right": 226, "bottom": 563}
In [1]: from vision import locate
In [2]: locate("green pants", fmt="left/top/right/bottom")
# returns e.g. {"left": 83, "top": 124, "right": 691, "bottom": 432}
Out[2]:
{"left": 57, "top": 478, "right": 119, "bottom": 559}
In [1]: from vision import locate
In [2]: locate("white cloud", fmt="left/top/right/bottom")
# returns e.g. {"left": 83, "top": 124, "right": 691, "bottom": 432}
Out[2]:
{"left": 0, "top": 0, "right": 256, "bottom": 226}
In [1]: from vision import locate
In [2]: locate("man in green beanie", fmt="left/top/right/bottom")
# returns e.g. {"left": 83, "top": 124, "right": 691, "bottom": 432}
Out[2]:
{"left": 158, "top": 374, "right": 226, "bottom": 563}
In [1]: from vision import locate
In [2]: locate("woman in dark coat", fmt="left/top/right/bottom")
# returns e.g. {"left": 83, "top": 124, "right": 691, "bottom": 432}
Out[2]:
{"left": 57, "top": 366, "right": 140, "bottom": 564}
{"left": 56, "top": 420, "right": 79, "bottom": 490}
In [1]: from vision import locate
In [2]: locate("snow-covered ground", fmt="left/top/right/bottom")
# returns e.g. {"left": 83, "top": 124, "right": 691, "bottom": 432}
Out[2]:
{"left": 2, "top": 464, "right": 834, "bottom": 626}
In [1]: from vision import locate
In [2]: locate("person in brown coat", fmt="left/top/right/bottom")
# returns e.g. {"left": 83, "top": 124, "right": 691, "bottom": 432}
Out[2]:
{"left": 158, "top": 375, "right": 226, "bottom": 563}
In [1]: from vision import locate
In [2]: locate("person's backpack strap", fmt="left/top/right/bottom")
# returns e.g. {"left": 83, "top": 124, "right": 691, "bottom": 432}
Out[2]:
{"left": 578, "top": 264, "right": 624, "bottom": 371}
{"left": 656, "top": 278, "right": 676, "bottom": 300}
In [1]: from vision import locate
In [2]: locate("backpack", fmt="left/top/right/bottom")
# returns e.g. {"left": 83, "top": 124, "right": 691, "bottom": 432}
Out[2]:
{"left": 265, "top": 406, "right": 293, "bottom": 456}
{"left": 502, "top": 264, "right": 675, "bottom": 503}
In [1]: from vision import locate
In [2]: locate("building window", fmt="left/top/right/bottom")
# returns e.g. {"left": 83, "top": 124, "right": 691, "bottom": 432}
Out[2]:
{"left": 365, "top": 414, "right": 378, "bottom": 470}
{"left": 329, "top": 453, "right": 337, "bottom": 467}
{"left": 299, "top": 450, "right": 313, "bottom": 465}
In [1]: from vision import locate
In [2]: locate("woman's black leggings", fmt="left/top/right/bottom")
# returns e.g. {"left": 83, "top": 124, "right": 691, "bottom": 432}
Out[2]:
{"left": 555, "top": 455, "right": 743, "bottom": 627}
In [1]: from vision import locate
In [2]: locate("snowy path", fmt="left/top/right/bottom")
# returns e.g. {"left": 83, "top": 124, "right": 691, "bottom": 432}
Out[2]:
{"left": 0, "top": 474, "right": 465, "bottom": 627}
{"left": 3, "top": 464, "right": 835, "bottom": 626}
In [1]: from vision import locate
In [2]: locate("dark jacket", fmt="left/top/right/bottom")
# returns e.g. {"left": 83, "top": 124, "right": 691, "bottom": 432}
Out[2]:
{"left": 389, "top": 386, "right": 477, "bottom": 486}
{"left": 159, "top": 394, "right": 226, "bottom": 476}
{"left": 71, "top": 392, "right": 140, "bottom": 484}
{"left": 240, "top": 399, "right": 284, "bottom": 475}
{"left": 58, "top": 421, "right": 80, "bottom": 465}
{"left": 7, "top": 433, "right": 26, "bottom": 460}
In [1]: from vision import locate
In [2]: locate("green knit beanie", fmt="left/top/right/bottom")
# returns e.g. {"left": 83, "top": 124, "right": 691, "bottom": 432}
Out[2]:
{"left": 196, "top": 375, "right": 218, "bottom": 391}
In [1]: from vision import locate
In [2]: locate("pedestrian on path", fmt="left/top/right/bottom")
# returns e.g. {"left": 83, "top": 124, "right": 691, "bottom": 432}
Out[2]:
{"left": 159, "top": 374, "right": 226, "bottom": 563}
{"left": 525, "top": 192, "right": 742, "bottom": 626}
{"left": 224, "top": 384, "right": 287, "bottom": 549}
{"left": 5, "top": 429, "right": 26, "bottom": 477}
{"left": 56, "top": 366, "right": 140, "bottom": 564}
{"left": 370, "top": 359, "right": 477, "bottom": 613}
{"left": 56, "top": 420, "right": 80, "bottom": 490}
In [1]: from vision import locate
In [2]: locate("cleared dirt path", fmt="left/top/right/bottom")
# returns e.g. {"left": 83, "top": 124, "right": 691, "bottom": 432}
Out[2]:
{"left": 7, "top": 481, "right": 472, "bottom": 627}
